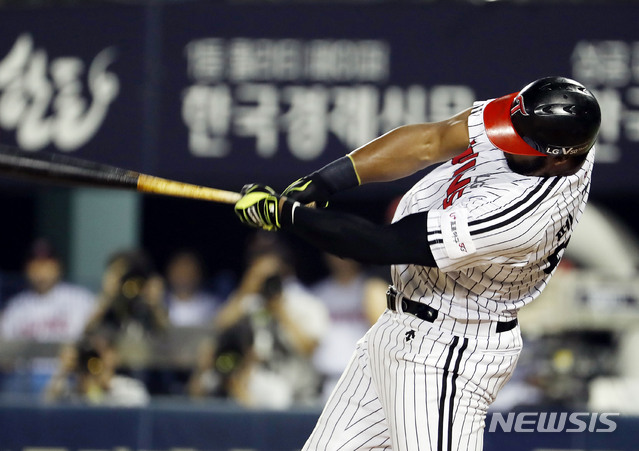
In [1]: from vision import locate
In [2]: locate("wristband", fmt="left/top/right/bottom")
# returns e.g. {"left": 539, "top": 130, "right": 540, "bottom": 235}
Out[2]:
{"left": 315, "top": 155, "right": 361, "bottom": 194}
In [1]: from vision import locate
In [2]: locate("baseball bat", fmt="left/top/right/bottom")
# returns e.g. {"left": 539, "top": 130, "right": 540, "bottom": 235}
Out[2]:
{"left": 0, "top": 145, "right": 241, "bottom": 204}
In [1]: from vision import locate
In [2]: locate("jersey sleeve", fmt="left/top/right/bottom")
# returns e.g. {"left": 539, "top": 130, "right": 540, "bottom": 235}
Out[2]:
{"left": 426, "top": 191, "right": 552, "bottom": 273}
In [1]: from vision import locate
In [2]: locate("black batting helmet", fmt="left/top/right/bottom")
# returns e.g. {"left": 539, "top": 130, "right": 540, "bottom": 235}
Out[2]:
{"left": 484, "top": 76, "right": 601, "bottom": 157}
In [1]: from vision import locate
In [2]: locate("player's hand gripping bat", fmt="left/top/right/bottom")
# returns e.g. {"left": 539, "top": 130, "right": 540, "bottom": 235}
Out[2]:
{"left": 0, "top": 145, "right": 241, "bottom": 204}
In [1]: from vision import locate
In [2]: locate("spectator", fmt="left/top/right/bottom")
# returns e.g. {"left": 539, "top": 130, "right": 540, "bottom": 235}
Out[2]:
{"left": 193, "top": 233, "right": 329, "bottom": 408}
{"left": 85, "top": 249, "right": 168, "bottom": 337}
{"left": 164, "top": 250, "right": 220, "bottom": 327}
{"left": 311, "top": 253, "right": 387, "bottom": 400}
{"left": 188, "top": 320, "right": 254, "bottom": 402}
{"left": 44, "top": 331, "right": 150, "bottom": 406}
{"left": 0, "top": 239, "right": 95, "bottom": 342}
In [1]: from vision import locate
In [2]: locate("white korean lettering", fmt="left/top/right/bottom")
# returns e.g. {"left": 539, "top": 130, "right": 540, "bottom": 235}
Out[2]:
{"left": 228, "top": 38, "right": 303, "bottom": 82}
{"left": 0, "top": 33, "right": 119, "bottom": 151}
{"left": 234, "top": 83, "right": 279, "bottom": 157}
{"left": 182, "top": 84, "right": 232, "bottom": 157}
{"left": 379, "top": 85, "right": 427, "bottom": 132}
{"left": 306, "top": 40, "right": 389, "bottom": 82}
{"left": 329, "top": 85, "right": 379, "bottom": 149}
{"left": 282, "top": 85, "right": 329, "bottom": 160}
{"left": 180, "top": 37, "right": 477, "bottom": 161}
{"left": 429, "top": 85, "right": 475, "bottom": 122}
{"left": 572, "top": 40, "right": 631, "bottom": 87}
{"left": 185, "top": 38, "right": 226, "bottom": 82}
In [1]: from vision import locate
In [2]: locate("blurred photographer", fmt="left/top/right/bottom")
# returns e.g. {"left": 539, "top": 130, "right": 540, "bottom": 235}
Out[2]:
{"left": 195, "top": 234, "right": 329, "bottom": 408}
{"left": 85, "top": 249, "right": 169, "bottom": 337}
{"left": 44, "top": 331, "right": 149, "bottom": 406}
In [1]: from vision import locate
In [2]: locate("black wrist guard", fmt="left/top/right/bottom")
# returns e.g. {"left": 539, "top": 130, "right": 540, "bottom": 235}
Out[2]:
{"left": 315, "top": 156, "right": 360, "bottom": 194}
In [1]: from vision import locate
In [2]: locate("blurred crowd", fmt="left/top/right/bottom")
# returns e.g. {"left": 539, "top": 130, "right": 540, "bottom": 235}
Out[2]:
{"left": 0, "top": 204, "right": 638, "bottom": 413}
{"left": 0, "top": 232, "right": 388, "bottom": 409}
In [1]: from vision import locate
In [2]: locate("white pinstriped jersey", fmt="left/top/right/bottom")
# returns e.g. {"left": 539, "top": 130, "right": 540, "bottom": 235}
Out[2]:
{"left": 391, "top": 101, "right": 594, "bottom": 322}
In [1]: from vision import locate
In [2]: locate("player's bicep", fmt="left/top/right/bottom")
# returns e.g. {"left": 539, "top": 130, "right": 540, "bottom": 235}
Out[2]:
{"left": 349, "top": 108, "right": 472, "bottom": 184}
{"left": 433, "top": 107, "right": 473, "bottom": 163}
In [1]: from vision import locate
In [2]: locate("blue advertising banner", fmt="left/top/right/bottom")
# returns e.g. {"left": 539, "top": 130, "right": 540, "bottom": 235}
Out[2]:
{"left": 0, "top": 403, "right": 638, "bottom": 451}
{"left": 0, "top": 3, "right": 636, "bottom": 195}
{"left": 157, "top": 2, "right": 639, "bottom": 195}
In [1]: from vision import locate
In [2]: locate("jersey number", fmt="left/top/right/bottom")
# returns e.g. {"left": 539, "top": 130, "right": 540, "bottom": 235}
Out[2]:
{"left": 544, "top": 214, "right": 574, "bottom": 274}
{"left": 544, "top": 238, "right": 569, "bottom": 274}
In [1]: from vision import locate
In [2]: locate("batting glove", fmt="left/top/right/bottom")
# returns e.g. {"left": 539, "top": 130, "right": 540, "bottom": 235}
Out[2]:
{"left": 282, "top": 174, "right": 331, "bottom": 208}
{"left": 235, "top": 184, "right": 282, "bottom": 231}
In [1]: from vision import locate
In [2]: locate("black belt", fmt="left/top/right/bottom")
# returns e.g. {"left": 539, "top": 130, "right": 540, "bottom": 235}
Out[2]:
{"left": 386, "top": 286, "right": 518, "bottom": 333}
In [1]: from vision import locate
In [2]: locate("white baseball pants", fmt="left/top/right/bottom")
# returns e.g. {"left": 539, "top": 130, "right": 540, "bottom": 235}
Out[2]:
{"left": 302, "top": 309, "right": 522, "bottom": 451}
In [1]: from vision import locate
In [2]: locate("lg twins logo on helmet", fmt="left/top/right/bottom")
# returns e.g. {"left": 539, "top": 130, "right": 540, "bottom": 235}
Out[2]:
{"left": 510, "top": 94, "right": 528, "bottom": 117}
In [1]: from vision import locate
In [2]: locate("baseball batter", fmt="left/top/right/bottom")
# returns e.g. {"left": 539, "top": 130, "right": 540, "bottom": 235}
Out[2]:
{"left": 234, "top": 76, "right": 601, "bottom": 450}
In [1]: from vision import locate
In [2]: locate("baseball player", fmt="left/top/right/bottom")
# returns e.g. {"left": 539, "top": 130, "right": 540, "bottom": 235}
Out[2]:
{"left": 234, "top": 76, "right": 601, "bottom": 451}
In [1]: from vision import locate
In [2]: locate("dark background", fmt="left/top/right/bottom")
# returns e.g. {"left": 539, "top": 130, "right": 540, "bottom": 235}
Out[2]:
{"left": 0, "top": 0, "right": 636, "bottom": 289}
